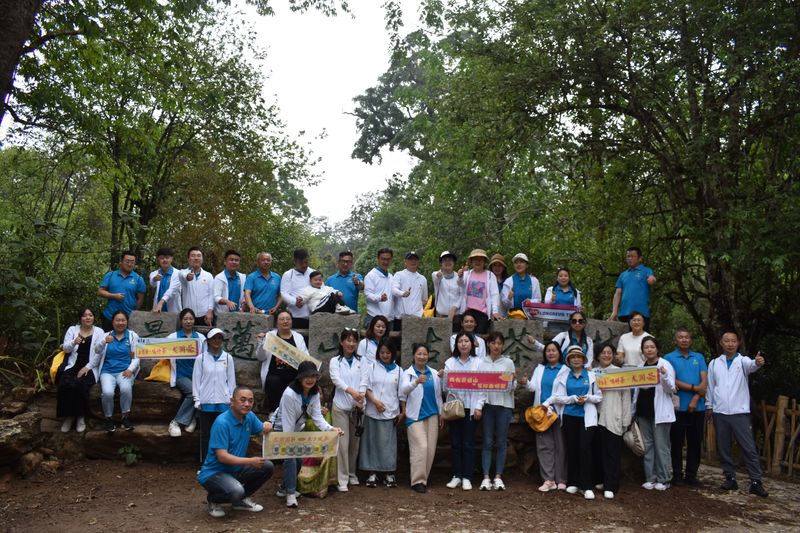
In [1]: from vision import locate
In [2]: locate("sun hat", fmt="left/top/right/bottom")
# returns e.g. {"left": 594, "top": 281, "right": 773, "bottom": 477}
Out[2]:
{"left": 512, "top": 252, "right": 529, "bottom": 263}
{"left": 439, "top": 250, "right": 457, "bottom": 262}
{"left": 525, "top": 405, "right": 558, "bottom": 432}
{"left": 468, "top": 249, "right": 489, "bottom": 261}
{"left": 206, "top": 328, "right": 227, "bottom": 339}
{"left": 296, "top": 360, "right": 321, "bottom": 380}
{"left": 488, "top": 253, "right": 506, "bottom": 268}
{"left": 566, "top": 345, "right": 588, "bottom": 362}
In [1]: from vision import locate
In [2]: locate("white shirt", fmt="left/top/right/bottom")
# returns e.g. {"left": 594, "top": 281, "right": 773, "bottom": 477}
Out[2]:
{"left": 432, "top": 271, "right": 464, "bottom": 316}
{"left": 501, "top": 274, "right": 542, "bottom": 309}
{"left": 361, "top": 361, "right": 401, "bottom": 420}
{"left": 596, "top": 364, "right": 632, "bottom": 436}
{"left": 191, "top": 349, "right": 236, "bottom": 406}
{"left": 364, "top": 267, "right": 394, "bottom": 320}
{"left": 632, "top": 358, "right": 677, "bottom": 424}
{"left": 399, "top": 365, "right": 443, "bottom": 421}
{"left": 475, "top": 355, "right": 516, "bottom": 410}
{"left": 551, "top": 369, "right": 602, "bottom": 429}
{"left": 443, "top": 355, "right": 484, "bottom": 411}
{"left": 281, "top": 268, "right": 312, "bottom": 319}
{"left": 179, "top": 268, "right": 214, "bottom": 317}
{"left": 450, "top": 333, "right": 486, "bottom": 358}
{"left": 392, "top": 269, "right": 428, "bottom": 318}
{"left": 329, "top": 354, "right": 368, "bottom": 411}
{"left": 213, "top": 270, "right": 247, "bottom": 314}
{"left": 278, "top": 387, "right": 333, "bottom": 432}
{"left": 299, "top": 285, "right": 337, "bottom": 313}
{"left": 356, "top": 338, "right": 380, "bottom": 363}
{"left": 62, "top": 325, "right": 106, "bottom": 380}
{"left": 149, "top": 268, "right": 182, "bottom": 312}
{"left": 617, "top": 331, "right": 651, "bottom": 367}
{"left": 89, "top": 330, "right": 141, "bottom": 378}
{"left": 526, "top": 364, "right": 570, "bottom": 414}
{"left": 706, "top": 353, "right": 760, "bottom": 415}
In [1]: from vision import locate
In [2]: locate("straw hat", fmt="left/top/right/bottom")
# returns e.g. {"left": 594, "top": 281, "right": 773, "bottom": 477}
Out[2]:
{"left": 566, "top": 345, "right": 588, "bottom": 363}
{"left": 525, "top": 405, "right": 558, "bottom": 432}
{"left": 488, "top": 253, "right": 506, "bottom": 268}
{"left": 468, "top": 249, "right": 489, "bottom": 261}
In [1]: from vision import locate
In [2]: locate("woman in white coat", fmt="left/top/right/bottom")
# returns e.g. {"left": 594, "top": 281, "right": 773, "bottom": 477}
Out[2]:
{"left": 166, "top": 308, "right": 206, "bottom": 437}
{"left": 255, "top": 310, "right": 308, "bottom": 415}
{"left": 356, "top": 315, "right": 389, "bottom": 363}
{"left": 633, "top": 336, "right": 676, "bottom": 490}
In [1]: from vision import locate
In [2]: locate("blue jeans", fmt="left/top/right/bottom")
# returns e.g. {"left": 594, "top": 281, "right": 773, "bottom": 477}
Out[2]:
{"left": 202, "top": 462, "right": 274, "bottom": 503}
{"left": 449, "top": 408, "right": 476, "bottom": 480}
{"left": 174, "top": 377, "right": 195, "bottom": 426}
{"left": 481, "top": 405, "right": 512, "bottom": 476}
{"left": 280, "top": 458, "right": 301, "bottom": 493}
{"left": 99, "top": 371, "right": 134, "bottom": 417}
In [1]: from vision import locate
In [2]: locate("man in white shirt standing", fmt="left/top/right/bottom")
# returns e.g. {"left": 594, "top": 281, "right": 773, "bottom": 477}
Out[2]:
{"left": 280, "top": 248, "right": 312, "bottom": 330}
{"left": 363, "top": 248, "right": 395, "bottom": 329}
{"left": 179, "top": 247, "right": 215, "bottom": 326}
{"left": 150, "top": 247, "right": 182, "bottom": 313}
{"left": 391, "top": 251, "right": 428, "bottom": 331}
{"left": 706, "top": 330, "right": 767, "bottom": 497}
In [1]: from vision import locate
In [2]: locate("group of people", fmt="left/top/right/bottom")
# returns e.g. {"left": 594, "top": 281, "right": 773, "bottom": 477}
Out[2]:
{"left": 50, "top": 243, "right": 771, "bottom": 519}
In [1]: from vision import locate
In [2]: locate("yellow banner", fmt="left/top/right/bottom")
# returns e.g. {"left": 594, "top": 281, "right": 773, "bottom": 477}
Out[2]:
{"left": 262, "top": 431, "right": 339, "bottom": 460}
{"left": 595, "top": 366, "right": 661, "bottom": 390}
{"left": 135, "top": 338, "right": 200, "bottom": 359}
{"left": 264, "top": 333, "right": 321, "bottom": 370}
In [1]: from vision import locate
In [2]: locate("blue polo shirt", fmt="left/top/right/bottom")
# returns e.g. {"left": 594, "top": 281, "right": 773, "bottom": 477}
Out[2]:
{"left": 175, "top": 330, "right": 198, "bottom": 380}
{"left": 406, "top": 367, "right": 438, "bottom": 426}
{"left": 510, "top": 274, "right": 533, "bottom": 309}
{"left": 101, "top": 331, "right": 133, "bottom": 374}
{"left": 540, "top": 363, "right": 563, "bottom": 403}
{"left": 155, "top": 267, "right": 174, "bottom": 302}
{"left": 197, "top": 409, "right": 264, "bottom": 484}
{"left": 552, "top": 285, "right": 578, "bottom": 305}
{"left": 563, "top": 369, "right": 590, "bottom": 417}
{"left": 665, "top": 349, "right": 708, "bottom": 411}
{"left": 244, "top": 270, "right": 281, "bottom": 311}
{"left": 100, "top": 269, "right": 146, "bottom": 319}
{"left": 615, "top": 264, "right": 654, "bottom": 317}
{"left": 226, "top": 270, "right": 242, "bottom": 312}
{"left": 326, "top": 271, "right": 363, "bottom": 311}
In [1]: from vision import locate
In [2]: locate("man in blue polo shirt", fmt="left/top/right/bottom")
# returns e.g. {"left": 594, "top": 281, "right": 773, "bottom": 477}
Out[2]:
{"left": 198, "top": 385, "right": 275, "bottom": 518}
{"left": 610, "top": 246, "right": 656, "bottom": 330}
{"left": 326, "top": 250, "right": 363, "bottom": 313}
{"left": 97, "top": 250, "right": 146, "bottom": 331}
{"left": 244, "top": 252, "right": 281, "bottom": 315}
{"left": 664, "top": 328, "right": 707, "bottom": 486}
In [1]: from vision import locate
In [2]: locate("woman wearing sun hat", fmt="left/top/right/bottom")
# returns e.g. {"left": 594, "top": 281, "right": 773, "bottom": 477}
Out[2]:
{"left": 501, "top": 253, "right": 542, "bottom": 314}
{"left": 551, "top": 345, "right": 602, "bottom": 500}
{"left": 488, "top": 254, "right": 508, "bottom": 316}
{"left": 461, "top": 249, "right": 501, "bottom": 334}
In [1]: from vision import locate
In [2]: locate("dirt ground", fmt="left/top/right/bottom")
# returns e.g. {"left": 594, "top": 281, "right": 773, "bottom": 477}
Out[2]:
{"left": 1, "top": 461, "right": 798, "bottom": 533}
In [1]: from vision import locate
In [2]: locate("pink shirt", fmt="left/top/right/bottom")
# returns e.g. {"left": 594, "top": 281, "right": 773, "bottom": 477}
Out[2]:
{"left": 466, "top": 270, "right": 488, "bottom": 313}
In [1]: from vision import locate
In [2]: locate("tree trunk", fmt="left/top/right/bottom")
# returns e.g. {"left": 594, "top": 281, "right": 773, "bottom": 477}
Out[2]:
{"left": 0, "top": 0, "right": 42, "bottom": 124}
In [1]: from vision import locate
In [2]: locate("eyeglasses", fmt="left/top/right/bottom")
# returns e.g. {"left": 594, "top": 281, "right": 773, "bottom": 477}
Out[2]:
{"left": 571, "top": 319, "right": 586, "bottom": 325}
{"left": 344, "top": 327, "right": 357, "bottom": 332}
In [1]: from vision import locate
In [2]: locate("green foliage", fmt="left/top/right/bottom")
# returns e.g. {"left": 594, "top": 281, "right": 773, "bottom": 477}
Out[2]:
{"left": 118, "top": 443, "right": 142, "bottom": 466}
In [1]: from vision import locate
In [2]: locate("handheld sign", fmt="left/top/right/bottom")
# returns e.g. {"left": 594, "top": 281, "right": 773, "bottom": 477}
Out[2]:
{"left": 264, "top": 333, "right": 322, "bottom": 370}
{"left": 136, "top": 337, "right": 201, "bottom": 359}
{"left": 445, "top": 370, "right": 515, "bottom": 391}
{"left": 522, "top": 301, "right": 578, "bottom": 322}
{"left": 263, "top": 431, "right": 339, "bottom": 460}
{"left": 594, "top": 366, "right": 661, "bottom": 390}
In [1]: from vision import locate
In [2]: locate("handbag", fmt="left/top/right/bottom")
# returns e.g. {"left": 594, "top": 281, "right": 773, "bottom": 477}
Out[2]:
{"left": 623, "top": 419, "right": 645, "bottom": 457}
{"left": 441, "top": 392, "right": 465, "bottom": 421}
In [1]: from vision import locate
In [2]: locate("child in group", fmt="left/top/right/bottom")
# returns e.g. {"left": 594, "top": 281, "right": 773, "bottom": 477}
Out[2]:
{"left": 299, "top": 271, "right": 353, "bottom": 314}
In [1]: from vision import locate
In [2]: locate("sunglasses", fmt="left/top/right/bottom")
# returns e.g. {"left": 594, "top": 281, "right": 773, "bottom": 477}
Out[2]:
{"left": 571, "top": 319, "right": 586, "bottom": 325}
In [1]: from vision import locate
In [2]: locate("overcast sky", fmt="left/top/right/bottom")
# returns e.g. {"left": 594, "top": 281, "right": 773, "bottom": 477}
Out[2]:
{"left": 253, "top": 1, "right": 420, "bottom": 224}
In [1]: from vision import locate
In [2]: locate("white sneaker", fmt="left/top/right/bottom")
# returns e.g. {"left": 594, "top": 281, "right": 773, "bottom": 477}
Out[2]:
{"left": 207, "top": 502, "right": 225, "bottom": 518}
{"left": 583, "top": 489, "right": 595, "bottom": 500}
{"left": 565, "top": 485, "right": 579, "bottom": 494}
{"left": 462, "top": 479, "right": 473, "bottom": 491}
{"left": 479, "top": 478, "right": 492, "bottom": 491}
{"left": 232, "top": 497, "right": 263, "bottom": 512}
{"left": 654, "top": 482, "right": 670, "bottom": 491}
{"left": 348, "top": 475, "right": 360, "bottom": 486}
{"left": 446, "top": 477, "right": 462, "bottom": 489}
{"left": 286, "top": 494, "right": 298, "bottom": 508}
{"left": 60, "top": 417, "right": 74, "bottom": 433}
{"left": 604, "top": 490, "right": 614, "bottom": 499}
{"left": 335, "top": 304, "right": 353, "bottom": 315}
{"left": 185, "top": 418, "right": 196, "bottom": 433}
{"left": 538, "top": 481, "right": 556, "bottom": 492}
{"left": 642, "top": 481, "right": 655, "bottom": 490}
{"left": 493, "top": 478, "right": 506, "bottom": 491}
{"left": 75, "top": 417, "right": 86, "bottom": 433}
{"left": 275, "top": 488, "right": 300, "bottom": 498}
{"left": 337, "top": 483, "right": 349, "bottom": 492}
{"left": 168, "top": 420, "right": 181, "bottom": 437}
{"left": 594, "top": 483, "right": 604, "bottom": 490}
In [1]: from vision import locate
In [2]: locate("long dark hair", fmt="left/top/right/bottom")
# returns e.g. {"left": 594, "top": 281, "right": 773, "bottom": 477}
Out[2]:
{"left": 376, "top": 337, "right": 397, "bottom": 364}
{"left": 453, "top": 330, "right": 477, "bottom": 358}
{"left": 365, "top": 315, "right": 390, "bottom": 340}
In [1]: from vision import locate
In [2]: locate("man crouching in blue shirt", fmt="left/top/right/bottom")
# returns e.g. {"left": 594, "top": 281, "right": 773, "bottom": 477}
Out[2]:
{"left": 197, "top": 385, "right": 275, "bottom": 518}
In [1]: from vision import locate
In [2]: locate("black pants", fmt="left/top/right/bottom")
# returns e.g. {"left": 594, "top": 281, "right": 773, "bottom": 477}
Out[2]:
{"left": 562, "top": 415, "right": 595, "bottom": 490}
{"left": 200, "top": 411, "right": 223, "bottom": 464}
{"left": 56, "top": 371, "right": 96, "bottom": 418}
{"left": 670, "top": 410, "right": 705, "bottom": 479}
{"left": 311, "top": 293, "right": 342, "bottom": 314}
{"left": 596, "top": 426, "right": 623, "bottom": 492}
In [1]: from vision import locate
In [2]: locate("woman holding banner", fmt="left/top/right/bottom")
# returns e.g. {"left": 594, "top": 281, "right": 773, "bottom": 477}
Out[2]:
{"left": 357, "top": 315, "right": 390, "bottom": 363}
{"left": 633, "top": 336, "right": 676, "bottom": 491}
{"left": 521, "top": 341, "right": 569, "bottom": 492}
{"left": 329, "top": 328, "right": 366, "bottom": 492}
{"left": 551, "top": 345, "right": 602, "bottom": 500}
{"left": 360, "top": 338, "right": 402, "bottom": 488}
{"left": 166, "top": 308, "right": 206, "bottom": 437}
{"left": 256, "top": 310, "right": 308, "bottom": 416}
{"left": 400, "top": 343, "right": 443, "bottom": 493}
{"left": 592, "top": 342, "right": 631, "bottom": 499}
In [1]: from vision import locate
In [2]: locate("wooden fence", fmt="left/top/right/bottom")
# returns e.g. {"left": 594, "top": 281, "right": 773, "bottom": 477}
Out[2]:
{"left": 705, "top": 395, "right": 800, "bottom": 476}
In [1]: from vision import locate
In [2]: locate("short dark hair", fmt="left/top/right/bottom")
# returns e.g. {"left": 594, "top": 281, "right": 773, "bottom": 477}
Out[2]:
{"left": 641, "top": 335, "right": 659, "bottom": 352}
{"left": 338, "top": 251, "right": 353, "bottom": 260}
{"left": 293, "top": 248, "right": 309, "bottom": 261}
{"left": 628, "top": 311, "right": 646, "bottom": 322}
{"left": 224, "top": 249, "right": 241, "bottom": 260}
{"left": 231, "top": 385, "right": 254, "bottom": 398}
{"left": 377, "top": 247, "right": 393, "bottom": 258}
{"left": 411, "top": 342, "right": 429, "bottom": 354}
{"left": 376, "top": 338, "right": 397, "bottom": 362}
{"left": 674, "top": 327, "right": 691, "bottom": 338}
{"left": 177, "top": 308, "right": 197, "bottom": 330}
{"left": 720, "top": 329, "right": 739, "bottom": 339}
{"left": 275, "top": 309, "right": 293, "bottom": 322}
{"left": 120, "top": 250, "right": 136, "bottom": 261}
{"left": 187, "top": 246, "right": 202, "bottom": 257}
{"left": 486, "top": 331, "right": 505, "bottom": 344}
{"left": 309, "top": 270, "right": 323, "bottom": 280}
{"left": 627, "top": 246, "right": 643, "bottom": 257}
{"left": 156, "top": 247, "right": 174, "bottom": 258}
{"left": 110, "top": 310, "right": 129, "bottom": 323}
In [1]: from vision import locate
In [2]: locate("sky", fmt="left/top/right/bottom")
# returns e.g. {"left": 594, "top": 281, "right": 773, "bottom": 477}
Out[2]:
{"left": 253, "top": 1, "right": 420, "bottom": 224}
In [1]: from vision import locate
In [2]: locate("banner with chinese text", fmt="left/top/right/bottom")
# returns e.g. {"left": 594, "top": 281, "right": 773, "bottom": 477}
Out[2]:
{"left": 522, "top": 301, "right": 578, "bottom": 322}
{"left": 445, "top": 371, "right": 515, "bottom": 391}
{"left": 264, "top": 333, "right": 322, "bottom": 370}
{"left": 595, "top": 366, "right": 661, "bottom": 390}
{"left": 263, "top": 431, "right": 339, "bottom": 459}
{"left": 135, "top": 337, "right": 201, "bottom": 359}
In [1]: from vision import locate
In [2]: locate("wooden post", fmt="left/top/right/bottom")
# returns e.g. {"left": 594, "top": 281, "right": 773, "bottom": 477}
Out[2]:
{"left": 705, "top": 415, "right": 716, "bottom": 461}
{"left": 772, "top": 395, "right": 789, "bottom": 475}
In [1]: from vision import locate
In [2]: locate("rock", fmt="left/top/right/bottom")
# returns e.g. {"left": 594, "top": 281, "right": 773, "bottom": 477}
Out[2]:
{"left": 129, "top": 311, "right": 179, "bottom": 339}
{"left": 586, "top": 318, "right": 629, "bottom": 349}
{"left": 11, "top": 387, "right": 35, "bottom": 403}
{"left": 89, "top": 380, "right": 182, "bottom": 422}
{"left": 0, "top": 412, "right": 43, "bottom": 466}
{"left": 19, "top": 451, "right": 43, "bottom": 477}
{"left": 39, "top": 458, "right": 63, "bottom": 474}
{"left": 400, "top": 316, "right": 452, "bottom": 368}
{"left": 489, "top": 319, "right": 544, "bottom": 376}
{"left": 83, "top": 423, "right": 201, "bottom": 462}
{"left": 217, "top": 312, "right": 274, "bottom": 389}
{"left": 1, "top": 401, "right": 28, "bottom": 417}
{"left": 39, "top": 447, "right": 54, "bottom": 456}
{"left": 308, "top": 313, "right": 361, "bottom": 363}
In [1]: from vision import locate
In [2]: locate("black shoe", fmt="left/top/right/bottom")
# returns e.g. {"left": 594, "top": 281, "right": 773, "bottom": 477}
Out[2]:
{"left": 671, "top": 476, "right": 684, "bottom": 486}
{"left": 103, "top": 418, "right": 116, "bottom": 433}
{"left": 749, "top": 481, "right": 768, "bottom": 497}
{"left": 384, "top": 474, "right": 398, "bottom": 488}
{"left": 720, "top": 478, "right": 738, "bottom": 491}
{"left": 120, "top": 415, "right": 134, "bottom": 431}
{"left": 684, "top": 476, "right": 701, "bottom": 487}
{"left": 411, "top": 483, "right": 427, "bottom": 493}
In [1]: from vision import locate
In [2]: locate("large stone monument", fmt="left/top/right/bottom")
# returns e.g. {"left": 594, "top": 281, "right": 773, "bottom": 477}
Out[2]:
{"left": 400, "top": 316, "right": 452, "bottom": 368}
{"left": 308, "top": 313, "right": 362, "bottom": 365}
